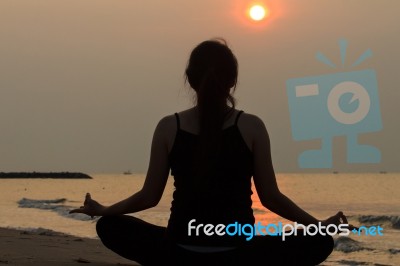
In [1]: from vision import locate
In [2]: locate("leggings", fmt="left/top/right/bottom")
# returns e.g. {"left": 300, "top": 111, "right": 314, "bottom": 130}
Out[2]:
{"left": 96, "top": 215, "right": 334, "bottom": 266}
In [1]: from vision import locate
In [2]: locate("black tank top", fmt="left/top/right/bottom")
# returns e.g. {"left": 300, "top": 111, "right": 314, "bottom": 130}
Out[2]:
{"left": 167, "top": 110, "right": 254, "bottom": 245}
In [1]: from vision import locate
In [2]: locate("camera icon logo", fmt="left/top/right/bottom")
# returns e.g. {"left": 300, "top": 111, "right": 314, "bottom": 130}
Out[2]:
{"left": 286, "top": 40, "right": 382, "bottom": 168}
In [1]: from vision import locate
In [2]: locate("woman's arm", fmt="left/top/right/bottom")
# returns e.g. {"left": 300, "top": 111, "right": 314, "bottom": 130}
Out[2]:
{"left": 249, "top": 115, "right": 321, "bottom": 225}
{"left": 70, "top": 116, "right": 173, "bottom": 217}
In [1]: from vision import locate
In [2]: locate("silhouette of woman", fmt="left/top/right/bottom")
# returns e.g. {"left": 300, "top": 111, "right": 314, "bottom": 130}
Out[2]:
{"left": 71, "top": 38, "right": 353, "bottom": 265}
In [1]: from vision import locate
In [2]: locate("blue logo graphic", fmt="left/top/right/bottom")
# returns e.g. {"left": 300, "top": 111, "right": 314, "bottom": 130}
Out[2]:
{"left": 286, "top": 39, "right": 382, "bottom": 168}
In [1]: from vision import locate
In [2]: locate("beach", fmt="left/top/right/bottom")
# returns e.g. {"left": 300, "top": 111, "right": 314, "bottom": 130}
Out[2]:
{"left": 1, "top": 225, "right": 399, "bottom": 266}
{"left": 1, "top": 173, "right": 399, "bottom": 265}
{"left": 0, "top": 227, "right": 137, "bottom": 266}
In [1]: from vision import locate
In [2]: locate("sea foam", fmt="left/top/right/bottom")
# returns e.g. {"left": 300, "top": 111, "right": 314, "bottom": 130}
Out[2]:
{"left": 358, "top": 215, "right": 400, "bottom": 229}
{"left": 17, "top": 198, "right": 94, "bottom": 221}
{"left": 334, "top": 236, "right": 374, "bottom": 253}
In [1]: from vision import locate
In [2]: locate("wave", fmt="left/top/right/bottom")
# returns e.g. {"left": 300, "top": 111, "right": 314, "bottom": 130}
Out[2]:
{"left": 334, "top": 260, "right": 369, "bottom": 265}
{"left": 17, "top": 198, "right": 95, "bottom": 222}
{"left": 19, "top": 227, "right": 69, "bottom": 236}
{"left": 388, "top": 248, "right": 400, "bottom": 255}
{"left": 334, "top": 235, "right": 400, "bottom": 260}
{"left": 18, "top": 198, "right": 67, "bottom": 207}
{"left": 334, "top": 260, "right": 392, "bottom": 266}
{"left": 357, "top": 215, "right": 400, "bottom": 229}
{"left": 334, "top": 236, "right": 374, "bottom": 253}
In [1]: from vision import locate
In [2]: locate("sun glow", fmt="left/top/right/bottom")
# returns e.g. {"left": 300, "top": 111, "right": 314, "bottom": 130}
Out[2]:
{"left": 249, "top": 4, "right": 267, "bottom": 21}
{"left": 233, "top": 1, "right": 278, "bottom": 29}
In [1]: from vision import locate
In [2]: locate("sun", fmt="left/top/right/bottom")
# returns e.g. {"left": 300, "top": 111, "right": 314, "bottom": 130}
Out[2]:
{"left": 249, "top": 4, "right": 267, "bottom": 21}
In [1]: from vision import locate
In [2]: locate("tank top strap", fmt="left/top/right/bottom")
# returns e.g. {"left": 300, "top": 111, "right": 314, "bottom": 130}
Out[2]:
{"left": 174, "top": 113, "right": 181, "bottom": 130}
{"left": 235, "top": 110, "right": 244, "bottom": 126}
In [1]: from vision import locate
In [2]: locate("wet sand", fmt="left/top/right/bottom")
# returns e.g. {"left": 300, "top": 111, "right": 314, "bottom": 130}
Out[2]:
{"left": 0, "top": 227, "right": 138, "bottom": 266}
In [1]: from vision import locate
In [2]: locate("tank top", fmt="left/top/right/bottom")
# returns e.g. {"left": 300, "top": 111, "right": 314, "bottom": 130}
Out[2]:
{"left": 166, "top": 110, "right": 255, "bottom": 246}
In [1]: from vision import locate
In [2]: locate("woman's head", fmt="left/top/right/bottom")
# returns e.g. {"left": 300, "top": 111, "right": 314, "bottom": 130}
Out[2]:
{"left": 185, "top": 39, "right": 239, "bottom": 177}
{"left": 185, "top": 38, "right": 238, "bottom": 110}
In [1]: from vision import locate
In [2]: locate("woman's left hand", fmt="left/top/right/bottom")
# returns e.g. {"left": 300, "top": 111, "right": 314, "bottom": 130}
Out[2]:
{"left": 69, "top": 193, "right": 106, "bottom": 217}
{"left": 321, "top": 211, "right": 358, "bottom": 230}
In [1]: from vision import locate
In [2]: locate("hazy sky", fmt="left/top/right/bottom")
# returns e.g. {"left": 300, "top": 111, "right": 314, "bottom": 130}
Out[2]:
{"left": 1, "top": 0, "right": 399, "bottom": 174}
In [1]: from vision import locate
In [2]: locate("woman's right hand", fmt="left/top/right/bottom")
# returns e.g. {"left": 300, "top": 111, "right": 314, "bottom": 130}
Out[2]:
{"left": 69, "top": 193, "right": 106, "bottom": 218}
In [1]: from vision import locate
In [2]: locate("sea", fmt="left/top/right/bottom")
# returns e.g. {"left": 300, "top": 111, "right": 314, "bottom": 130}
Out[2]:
{"left": 0, "top": 173, "right": 399, "bottom": 266}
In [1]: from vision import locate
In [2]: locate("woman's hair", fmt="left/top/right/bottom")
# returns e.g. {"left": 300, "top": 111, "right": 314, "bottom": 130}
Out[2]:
{"left": 185, "top": 38, "right": 238, "bottom": 176}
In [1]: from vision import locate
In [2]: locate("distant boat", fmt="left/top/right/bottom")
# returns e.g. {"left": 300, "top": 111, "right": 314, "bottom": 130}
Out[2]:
{"left": 123, "top": 170, "right": 132, "bottom": 175}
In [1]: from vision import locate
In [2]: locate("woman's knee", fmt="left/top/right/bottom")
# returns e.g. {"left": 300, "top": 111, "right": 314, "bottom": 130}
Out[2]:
{"left": 319, "top": 234, "right": 334, "bottom": 253}
{"left": 96, "top": 216, "right": 119, "bottom": 239}
{"left": 312, "top": 234, "right": 334, "bottom": 264}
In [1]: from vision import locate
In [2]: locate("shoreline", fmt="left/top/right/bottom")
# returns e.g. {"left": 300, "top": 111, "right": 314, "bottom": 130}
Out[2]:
{"left": 0, "top": 227, "right": 138, "bottom": 265}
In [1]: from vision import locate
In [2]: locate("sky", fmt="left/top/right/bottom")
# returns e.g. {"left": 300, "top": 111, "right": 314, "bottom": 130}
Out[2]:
{"left": 0, "top": 0, "right": 399, "bottom": 174}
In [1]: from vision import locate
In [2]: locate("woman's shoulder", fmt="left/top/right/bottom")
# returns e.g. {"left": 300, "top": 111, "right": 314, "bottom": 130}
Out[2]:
{"left": 157, "top": 108, "right": 194, "bottom": 128}
{"left": 235, "top": 111, "right": 269, "bottom": 151}
{"left": 155, "top": 109, "right": 194, "bottom": 134}
{"left": 155, "top": 109, "right": 267, "bottom": 133}
{"left": 239, "top": 111, "right": 267, "bottom": 131}
{"left": 156, "top": 114, "right": 178, "bottom": 132}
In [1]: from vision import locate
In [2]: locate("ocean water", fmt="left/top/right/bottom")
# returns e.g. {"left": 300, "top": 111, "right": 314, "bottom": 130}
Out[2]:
{"left": 0, "top": 173, "right": 399, "bottom": 266}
